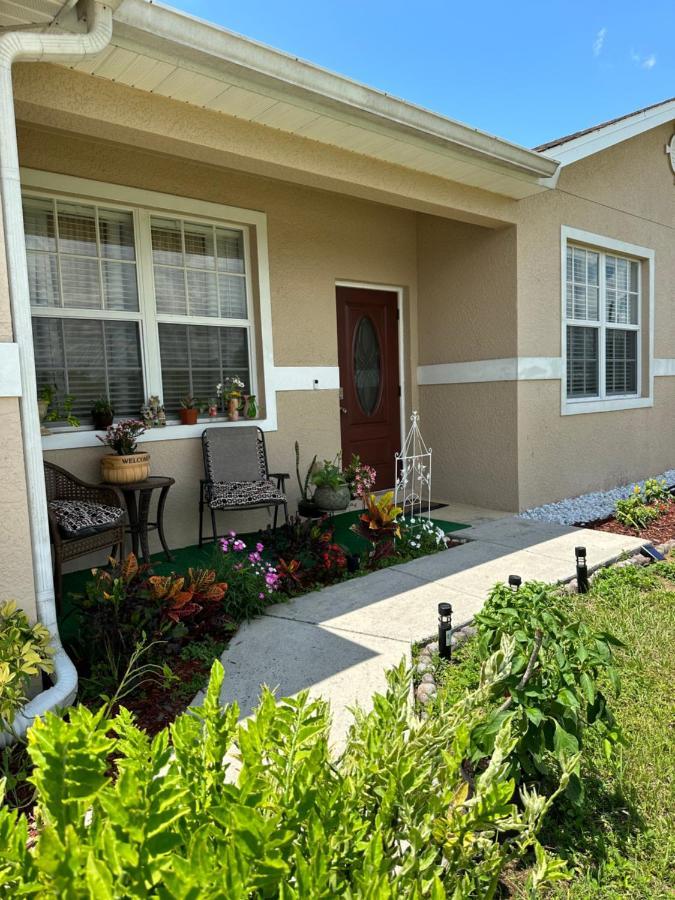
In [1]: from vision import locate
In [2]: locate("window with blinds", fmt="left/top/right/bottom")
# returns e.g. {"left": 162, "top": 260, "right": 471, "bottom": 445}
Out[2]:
{"left": 565, "top": 244, "right": 640, "bottom": 402}
{"left": 24, "top": 193, "right": 255, "bottom": 425}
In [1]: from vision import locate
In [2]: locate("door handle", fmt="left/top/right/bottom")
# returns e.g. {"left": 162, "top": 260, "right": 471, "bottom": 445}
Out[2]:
{"left": 340, "top": 406, "right": 348, "bottom": 414}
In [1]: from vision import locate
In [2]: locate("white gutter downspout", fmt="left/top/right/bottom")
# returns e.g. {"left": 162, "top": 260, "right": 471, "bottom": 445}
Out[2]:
{"left": 0, "top": 0, "right": 112, "bottom": 745}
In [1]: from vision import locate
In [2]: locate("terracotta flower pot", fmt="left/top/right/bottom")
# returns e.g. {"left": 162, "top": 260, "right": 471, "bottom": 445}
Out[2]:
{"left": 101, "top": 452, "right": 151, "bottom": 484}
{"left": 179, "top": 408, "right": 198, "bottom": 425}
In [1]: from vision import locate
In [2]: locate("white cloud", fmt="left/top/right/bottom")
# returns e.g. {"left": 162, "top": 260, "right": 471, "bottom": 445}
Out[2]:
{"left": 630, "top": 49, "right": 657, "bottom": 69}
{"left": 593, "top": 27, "right": 606, "bottom": 57}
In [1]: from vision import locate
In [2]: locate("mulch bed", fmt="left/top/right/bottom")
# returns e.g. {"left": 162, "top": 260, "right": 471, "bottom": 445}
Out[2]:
{"left": 579, "top": 501, "right": 675, "bottom": 543}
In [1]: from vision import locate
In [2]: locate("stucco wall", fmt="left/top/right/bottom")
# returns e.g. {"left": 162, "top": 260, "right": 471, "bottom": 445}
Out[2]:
{"left": 18, "top": 125, "right": 421, "bottom": 560}
{"left": 416, "top": 215, "right": 519, "bottom": 510}
{"left": 514, "top": 123, "right": 675, "bottom": 507}
{"left": 0, "top": 206, "right": 37, "bottom": 619}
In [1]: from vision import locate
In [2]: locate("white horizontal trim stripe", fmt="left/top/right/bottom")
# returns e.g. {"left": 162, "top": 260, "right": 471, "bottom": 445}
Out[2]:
{"left": 654, "top": 359, "right": 675, "bottom": 377}
{"left": 0, "top": 343, "right": 22, "bottom": 397}
{"left": 418, "top": 357, "right": 562, "bottom": 385}
{"left": 273, "top": 366, "right": 340, "bottom": 391}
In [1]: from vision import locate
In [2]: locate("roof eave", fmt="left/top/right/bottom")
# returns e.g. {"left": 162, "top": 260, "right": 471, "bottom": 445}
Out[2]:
{"left": 112, "top": 0, "right": 558, "bottom": 182}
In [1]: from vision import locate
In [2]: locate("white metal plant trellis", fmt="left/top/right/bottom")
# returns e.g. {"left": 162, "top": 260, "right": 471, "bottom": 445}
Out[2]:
{"left": 394, "top": 411, "right": 432, "bottom": 519}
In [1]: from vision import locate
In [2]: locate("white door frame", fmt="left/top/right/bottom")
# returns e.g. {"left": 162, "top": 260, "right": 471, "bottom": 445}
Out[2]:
{"left": 335, "top": 280, "right": 406, "bottom": 453}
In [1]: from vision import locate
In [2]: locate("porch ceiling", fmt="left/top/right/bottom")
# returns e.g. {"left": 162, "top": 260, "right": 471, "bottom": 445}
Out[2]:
{"left": 1, "top": 0, "right": 559, "bottom": 201}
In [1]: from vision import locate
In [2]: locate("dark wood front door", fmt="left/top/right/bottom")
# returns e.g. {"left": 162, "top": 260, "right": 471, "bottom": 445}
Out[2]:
{"left": 336, "top": 286, "right": 401, "bottom": 490}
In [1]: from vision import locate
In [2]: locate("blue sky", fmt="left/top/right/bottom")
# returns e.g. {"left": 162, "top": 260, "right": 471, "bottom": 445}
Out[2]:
{"left": 166, "top": 0, "right": 674, "bottom": 148}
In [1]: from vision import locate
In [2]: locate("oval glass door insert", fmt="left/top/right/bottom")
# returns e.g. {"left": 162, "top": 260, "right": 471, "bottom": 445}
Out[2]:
{"left": 353, "top": 315, "right": 381, "bottom": 415}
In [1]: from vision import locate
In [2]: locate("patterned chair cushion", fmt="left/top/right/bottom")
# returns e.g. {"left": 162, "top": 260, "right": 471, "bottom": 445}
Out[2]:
{"left": 49, "top": 500, "right": 124, "bottom": 539}
{"left": 208, "top": 480, "right": 285, "bottom": 509}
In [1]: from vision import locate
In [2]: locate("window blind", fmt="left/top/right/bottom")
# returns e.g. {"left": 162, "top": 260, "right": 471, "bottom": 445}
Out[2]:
{"left": 158, "top": 323, "right": 250, "bottom": 413}
{"left": 32, "top": 318, "right": 144, "bottom": 418}
{"left": 565, "top": 244, "right": 641, "bottom": 403}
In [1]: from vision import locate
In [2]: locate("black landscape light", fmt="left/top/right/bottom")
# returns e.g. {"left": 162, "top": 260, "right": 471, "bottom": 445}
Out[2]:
{"left": 575, "top": 546, "right": 589, "bottom": 594}
{"left": 438, "top": 602, "right": 453, "bottom": 660}
{"left": 508, "top": 574, "right": 522, "bottom": 592}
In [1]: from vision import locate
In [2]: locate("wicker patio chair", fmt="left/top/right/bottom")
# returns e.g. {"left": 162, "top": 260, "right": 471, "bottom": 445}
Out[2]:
{"left": 44, "top": 461, "right": 126, "bottom": 609}
{"left": 199, "top": 426, "right": 289, "bottom": 545}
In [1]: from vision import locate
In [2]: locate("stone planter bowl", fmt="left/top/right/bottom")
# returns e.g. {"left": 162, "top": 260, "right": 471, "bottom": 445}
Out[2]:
{"left": 101, "top": 452, "right": 150, "bottom": 484}
{"left": 313, "top": 483, "right": 351, "bottom": 511}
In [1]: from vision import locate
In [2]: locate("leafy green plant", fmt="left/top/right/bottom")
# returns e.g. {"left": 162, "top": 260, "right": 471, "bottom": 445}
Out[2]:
{"left": 91, "top": 396, "right": 114, "bottom": 416}
{"left": 0, "top": 651, "right": 576, "bottom": 897}
{"left": 73, "top": 554, "right": 229, "bottom": 701}
{"left": 467, "top": 581, "right": 623, "bottom": 803}
{"left": 614, "top": 479, "right": 672, "bottom": 531}
{"left": 351, "top": 491, "right": 403, "bottom": 564}
{"left": 0, "top": 600, "right": 54, "bottom": 729}
{"left": 311, "top": 455, "right": 346, "bottom": 489}
{"left": 39, "top": 385, "right": 80, "bottom": 427}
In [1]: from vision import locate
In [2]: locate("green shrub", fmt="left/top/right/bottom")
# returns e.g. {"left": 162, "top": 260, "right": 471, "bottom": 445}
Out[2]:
{"left": 0, "top": 654, "right": 574, "bottom": 897}
{"left": 0, "top": 600, "right": 54, "bottom": 729}
{"left": 614, "top": 480, "right": 670, "bottom": 531}
{"left": 468, "top": 581, "right": 623, "bottom": 803}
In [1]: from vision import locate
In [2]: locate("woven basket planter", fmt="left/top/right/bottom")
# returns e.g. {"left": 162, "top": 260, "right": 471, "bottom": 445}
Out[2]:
{"left": 100, "top": 452, "right": 150, "bottom": 484}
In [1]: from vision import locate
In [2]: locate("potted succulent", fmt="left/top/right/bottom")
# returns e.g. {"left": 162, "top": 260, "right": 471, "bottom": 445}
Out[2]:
{"left": 91, "top": 395, "right": 114, "bottom": 431}
{"left": 179, "top": 395, "right": 199, "bottom": 425}
{"left": 98, "top": 420, "right": 149, "bottom": 484}
{"left": 312, "top": 456, "right": 350, "bottom": 512}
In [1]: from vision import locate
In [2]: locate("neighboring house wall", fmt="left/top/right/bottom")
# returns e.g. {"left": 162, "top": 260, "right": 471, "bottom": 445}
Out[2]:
{"left": 18, "top": 125, "right": 420, "bottom": 557}
{"left": 416, "top": 216, "right": 519, "bottom": 511}
{"left": 515, "top": 124, "right": 675, "bottom": 508}
{"left": 0, "top": 201, "right": 37, "bottom": 618}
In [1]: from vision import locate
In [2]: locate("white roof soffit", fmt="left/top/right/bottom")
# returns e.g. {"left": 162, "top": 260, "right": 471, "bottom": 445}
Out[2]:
{"left": 538, "top": 99, "right": 675, "bottom": 168}
{"left": 51, "top": 0, "right": 559, "bottom": 199}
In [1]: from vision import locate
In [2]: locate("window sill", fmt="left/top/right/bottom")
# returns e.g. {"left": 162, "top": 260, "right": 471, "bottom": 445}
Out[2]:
{"left": 561, "top": 396, "right": 653, "bottom": 416}
{"left": 41, "top": 417, "right": 273, "bottom": 451}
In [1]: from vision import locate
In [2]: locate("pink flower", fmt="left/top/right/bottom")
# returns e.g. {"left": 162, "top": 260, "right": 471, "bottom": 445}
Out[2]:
{"left": 233, "top": 539, "right": 246, "bottom": 551}
{"left": 219, "top": 538, "right": 229, "bottom": 552}
{"left": 258, "top": 592, "right": 265, "bottom": 600}
{"left": 229, "top": 530, "right": 236, "bottom": 537}
{"left": 248, "top": 551, "right": 261, "bottom": 562}
{"left": 256, "top": 542, "right": 264, "bottom": 553}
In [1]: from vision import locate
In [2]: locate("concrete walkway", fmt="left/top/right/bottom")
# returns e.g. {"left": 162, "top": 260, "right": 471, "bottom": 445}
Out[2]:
{"left": 217, "top": 515, "right": 645, "bottom": 748}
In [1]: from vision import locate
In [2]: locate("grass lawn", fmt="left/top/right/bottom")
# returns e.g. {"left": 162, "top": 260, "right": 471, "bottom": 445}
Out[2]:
{"left": 437, "top": 563, "right": 675, "bottom": 898}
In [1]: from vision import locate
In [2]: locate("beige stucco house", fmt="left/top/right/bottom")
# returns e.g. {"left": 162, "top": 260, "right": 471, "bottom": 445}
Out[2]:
{"left": 2, "top": 0, "right": 675, "bottom": 672}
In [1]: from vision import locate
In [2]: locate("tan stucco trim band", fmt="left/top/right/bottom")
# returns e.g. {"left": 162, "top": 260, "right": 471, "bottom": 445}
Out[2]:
{"left": 0, "top": 342, "right": 21, "bottom": 396}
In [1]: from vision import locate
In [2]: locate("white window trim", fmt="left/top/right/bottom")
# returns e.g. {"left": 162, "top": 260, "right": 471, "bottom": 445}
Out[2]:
{"left": 20, "top": 168, "right": 279, "bottom": 447}
{"left": 560, "top": 226, "right": 654, "bottom": 416}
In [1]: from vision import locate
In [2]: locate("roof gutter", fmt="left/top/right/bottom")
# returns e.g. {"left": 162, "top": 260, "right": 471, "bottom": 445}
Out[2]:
{"left": 0, "top": 0, "right": 113, "bottom": 746}
{"left": 114, "top": 0, "right": 558, "bottom": 182}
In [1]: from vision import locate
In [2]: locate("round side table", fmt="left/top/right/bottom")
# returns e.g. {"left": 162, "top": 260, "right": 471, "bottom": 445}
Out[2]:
{"left": 117, "top": 476, "right": 175, "bottom": 566}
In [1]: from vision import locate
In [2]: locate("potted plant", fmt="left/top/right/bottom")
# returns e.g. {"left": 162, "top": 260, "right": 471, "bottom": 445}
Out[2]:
{"left": 98, "top": 420, "right": 150, "bottom": 484}
{"left": 91, "top": 396, "right": 114, "bottom": 431}
{"left": 217, "top": 376, "right": 245, "bottom": 421}
{"left": 312, "top": 455, "right": 350, "bottom": 512}
{"left": 179, "top": 395, "right": 199, "bottom": 425}
{"left": 295, "top": 441, "right": 321, "bottom": 518}
{"left": 38, "top": 385, "right": 80, "bottom": 430}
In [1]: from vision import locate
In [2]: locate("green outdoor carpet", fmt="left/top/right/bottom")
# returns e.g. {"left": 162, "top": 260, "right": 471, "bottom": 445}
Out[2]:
{"left": 58, "top": 511, "right": 468, "bottom": 643}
